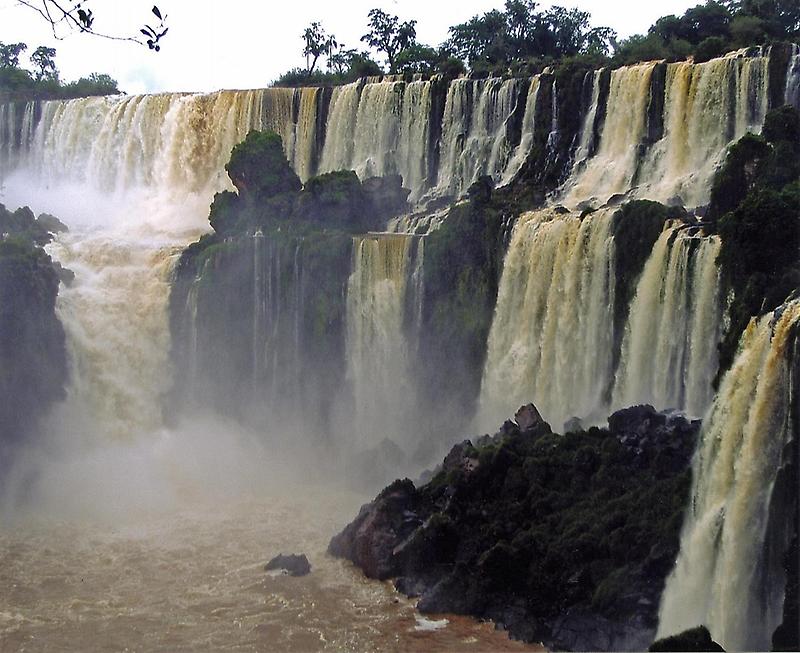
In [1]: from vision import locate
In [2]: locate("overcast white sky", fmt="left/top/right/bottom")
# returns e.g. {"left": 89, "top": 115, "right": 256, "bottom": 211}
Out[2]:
{"left": 0, "top": 1, "right": 699, "bottom": 94}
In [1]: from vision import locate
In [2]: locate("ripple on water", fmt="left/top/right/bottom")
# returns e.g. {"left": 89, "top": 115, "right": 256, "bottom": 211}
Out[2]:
{"left": 0, "top": 488, "right": 542, "bottom": 652}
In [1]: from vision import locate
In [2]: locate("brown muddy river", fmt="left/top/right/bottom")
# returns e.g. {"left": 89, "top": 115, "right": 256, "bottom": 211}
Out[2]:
{"left": 0, "top": 486, "right": 541, "bottom": 652}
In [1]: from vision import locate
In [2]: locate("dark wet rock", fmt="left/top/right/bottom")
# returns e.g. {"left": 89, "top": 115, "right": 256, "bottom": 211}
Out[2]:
{"left": 264, "top": 553, "right": 311, "bottom": 577}
{"left": 36, "top": 212, "right": 68, "bottom": 233}
{"left": 605, "top": 192, "right": 628, "bottom": 206}
{"left": 564, "top": 416, "right": 583, "bottom": 433}
{"left": 0, "top": 204, "right": 68, "bottom": 468}
{"left": 328, "top": 478, "right": 419, "bottom": 580}
{"left": 361, "top": 174, "right": 410, "bottom": 218}
{"left": 514, "top": 403, "right": 548, "bottom": 433}
{"left": 553, "top": 205, "right": 571, "bottom": 214}
{"left": 649, "top": 625, "right": 725, "bottom": 651}
{"left": 330, "top": 403, "right": 700, "bottom": 651}
{"left": 666, "top": 195, "right": 685, "bottom": 208}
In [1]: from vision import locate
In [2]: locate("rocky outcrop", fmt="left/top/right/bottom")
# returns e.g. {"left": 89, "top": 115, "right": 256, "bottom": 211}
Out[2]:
{"left": 265, "top": 553, "right": 311, "bottom": 577}
{"left": 329, "top": 403, "right": 699, "bottom": 651}
{"left": 649, "top": 626, "right": 725, "bottom": 652}
{"left": 0, "top": 204, "right": 68, "bottom": 470}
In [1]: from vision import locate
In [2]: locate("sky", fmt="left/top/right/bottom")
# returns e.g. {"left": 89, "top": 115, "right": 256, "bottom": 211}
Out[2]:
{"left": 0, "top": 0, "right": 700, "bottom": 94}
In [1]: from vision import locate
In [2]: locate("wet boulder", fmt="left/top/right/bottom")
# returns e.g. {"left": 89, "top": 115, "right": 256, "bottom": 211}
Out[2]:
{"left": 265, "top": 553, "right": 311, "bottom": 577}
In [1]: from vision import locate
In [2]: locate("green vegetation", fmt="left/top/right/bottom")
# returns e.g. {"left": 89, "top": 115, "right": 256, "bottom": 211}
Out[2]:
{"left": 614, "top": 0, "right": 799, "bottom": 66}
{"left": 275, "top": 0, "right": 798, "bottom": 87}
{"left": 418, "top": 178, "right": 507, "bottom": 425}
{"left": 332, "top": 405, "right": 699, "bottom": 647}
{"left": 709, "top": 105, "right": 800, "bottom": 380}
{"left": 0, "top": 41, "right": 119, "bottom": 99}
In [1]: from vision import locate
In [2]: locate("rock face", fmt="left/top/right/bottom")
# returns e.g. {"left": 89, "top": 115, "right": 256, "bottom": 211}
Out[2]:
{"left": 649, "top": 625, "right": 725, "bottom": 651}
{"left": 329, "top": 403, "right": 699, "bottom": 651}
{"left": 265, "top": 553, "right": 311, "bottom": 577}
{"left": 0, "top": 204, "right": 68, "bottom": 473}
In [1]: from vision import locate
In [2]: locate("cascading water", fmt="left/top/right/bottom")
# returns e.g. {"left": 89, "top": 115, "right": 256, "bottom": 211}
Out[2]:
{"left": 45, "top": 230, "right": 182, "bottom": 440}
{"left": 637, "top": 50, "right": 770, "bottom": 207}
{"left": 560, "top": 63, "right": 656, "bottom": 206}
{"left": 571, "top": 69, "right": 603, "bottom": 169}
{"left": 501, "top": 76, "right": 541, "bottom": 184}
{"left": 787, "top": 44, "right": 800, "bottom": 109}
{"left": 477, "top": 208, "right": 617, "bottom": 431}
{"left": 434, "top": 77, "right": 526, "bottom": 198}
{"left": 345, "top": 234, "right": 423, "bottom": 451}
{"left": 561, "top": 49, "right": 772, "bottom": 208}
{"left": 657, "top": 300, "right": 800, "bottom": 651}
{"left": 612, "top": 225, "right": 723, "bottom": 417}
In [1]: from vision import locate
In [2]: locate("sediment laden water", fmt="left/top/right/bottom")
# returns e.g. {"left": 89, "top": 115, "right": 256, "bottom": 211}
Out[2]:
{"left": 345, "top": 234, "right": 424, "bottom": 451}
{"left": 613, "top": 225, "right": 723, "bottom": 417}
{"left": 562, "top": 49, "right": 771, "bottom": 207}
{"left": 0, "top": 46, "right": 797, "bottom": 650}
{"left": 478, "top": 211, "right": 725, "bottom": 431}
{"left": 657, "top": 300, "right": 800, "bottom": 651}
{"left": 478, "top": 208, "right": 617, "bottom": 431}
{"left": 45, "top": 229, "right": 183, "bottom": 440}
{"left": 1, "top": 77, "right": 537, "bottom": 205}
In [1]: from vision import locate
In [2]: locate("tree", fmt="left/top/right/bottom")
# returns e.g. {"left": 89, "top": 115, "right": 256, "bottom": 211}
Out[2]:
{"left": 12, "top": 2, "right": 168, "bottom": 50}
{"left": 0, "top": 42, "right": 28, "bottom": 69}
{"left": 327, "top": 44, "right": 357, "bottom": 75}
{"left": 361, "top": 9, "right": 417, "bottom": 73}
{"left": 394, "top": 44, "right": 439, "bottom": 74}
{"left": 445, "top": 10, "right": 509, "bottom": 67}
{"left": 30, "top": 46, "right": 58, "bottom": 81}
{"left": 302, "top": 22, "right": 337, "bottom": 76}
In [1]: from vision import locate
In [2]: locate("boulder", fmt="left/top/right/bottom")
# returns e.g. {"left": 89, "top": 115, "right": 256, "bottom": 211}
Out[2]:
{"left": 264, "top": 553, "right": 311, "bottom": 577}
{"left": 514, "top": 403, "right": 549, "bottom": 433}
{"left": 328, "top": 478, "right": 418, "bottom": 580}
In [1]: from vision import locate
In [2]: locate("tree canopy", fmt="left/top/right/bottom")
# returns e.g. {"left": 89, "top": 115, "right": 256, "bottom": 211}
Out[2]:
{"left": 0, "top": 43, "right": 118, "bottom": 98}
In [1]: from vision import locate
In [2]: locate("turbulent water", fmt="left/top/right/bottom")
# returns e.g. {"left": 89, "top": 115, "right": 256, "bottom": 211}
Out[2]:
{"left": 612, "top": 225, "right": 723, "bottom": 417}
{"left": 1, "top": 487, "right": 538, "bottom": 652}
{"left": 477, "top": 212, "right": 724, "bottom": 431}
{"left": 478, "top": 208, "right": 617, "bottom": 430}
{"left": 561, "top": 49, "right": 770, "bottom": 208}
{"left": 658, "top": 300, "right": 800, "bottom": 650}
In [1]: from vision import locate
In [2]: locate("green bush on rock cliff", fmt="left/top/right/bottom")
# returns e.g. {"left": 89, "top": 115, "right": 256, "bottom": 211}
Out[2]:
{"left": 225, "top": 130, "right": 302, "bottom": 201}
{"left": 711, "top": 105, "right": 800, "bottom": 380}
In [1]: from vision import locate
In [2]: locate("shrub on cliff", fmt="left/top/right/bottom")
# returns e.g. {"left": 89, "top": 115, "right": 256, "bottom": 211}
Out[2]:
{"left": 225, "top": 130, "right": 301, "bottom": 201}
{"left": 711, "top": 105, "right": 800, "bottom": 380}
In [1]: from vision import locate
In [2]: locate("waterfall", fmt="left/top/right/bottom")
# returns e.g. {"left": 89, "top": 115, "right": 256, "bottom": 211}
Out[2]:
{"left": 250, "top": 233, "right": 306, "bottom": 422}
{"left": 501, "top": 75, "right": 542, "bottom": 184}
{"left": 477, "top": 208, "right": 617, "bottom": 431}
{"left": 434, "top": 77, "right": 527, "bottom": 198}
{"left": 560, "top": 63, "right": 656, "bottom": 206}
{"left": 613, "top": 225, "right": 723, "bottom": 417}
{"left": 561, "top": 49, "right": 772, "bottom": 208}
{"left": 657, "top": 300, "right": 800, "bottom": 651}
{"left": 345, "top": 234, "right": 423, "bottom": 450}
{"left": 637, "top": 50, "right": 770, "bottom": 207}
{"left": 787, "top": 44, "right": 800, "bottom": 109}
{"left": 45, "top": 229, "right": 182, "bottom": 440}
{"left": 572, "top": 70, "right": 603, "bottom": 168}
